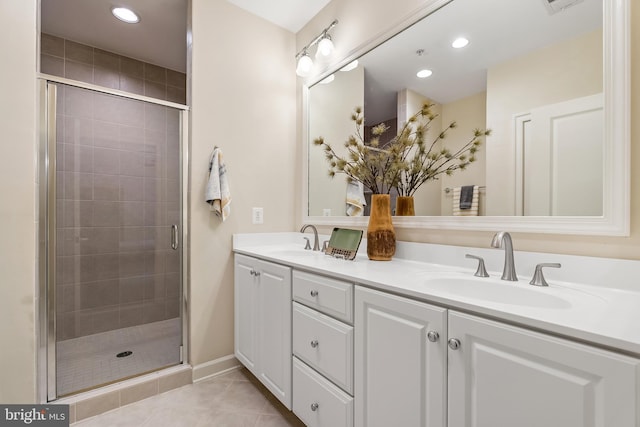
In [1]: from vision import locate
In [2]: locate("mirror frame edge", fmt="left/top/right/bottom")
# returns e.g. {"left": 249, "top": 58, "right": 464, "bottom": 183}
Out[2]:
{"left": 301, "top": 0, "right": 630, "bottom": 236}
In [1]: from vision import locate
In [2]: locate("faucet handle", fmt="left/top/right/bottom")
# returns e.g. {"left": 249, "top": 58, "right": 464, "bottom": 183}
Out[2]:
{"left": 322, "top": 240, "right": 329, "bottom": 252}
{"left": 303, "top": 237, "right": 311, "bottom": 250}
{"left": 529, "top": 263, "right": 561, "bottom": 287}
{"left": 465, "top": 254, "right": 489, "bottom": 277}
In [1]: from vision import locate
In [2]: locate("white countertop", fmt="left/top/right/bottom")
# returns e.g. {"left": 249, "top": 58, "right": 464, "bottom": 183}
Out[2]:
{"left": 233, "top": 232, "right": 640, "bottom": 357}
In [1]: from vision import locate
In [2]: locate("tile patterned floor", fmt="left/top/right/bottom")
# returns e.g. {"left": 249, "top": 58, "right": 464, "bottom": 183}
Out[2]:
{"left": 58, "top": 319, "right": 182, "bottom": 396}
{"left": 73, "top": 368, "right": 305, "bottom": 427}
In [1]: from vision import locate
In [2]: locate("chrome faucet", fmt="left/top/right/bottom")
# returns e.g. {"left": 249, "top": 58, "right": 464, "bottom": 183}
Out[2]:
{"left": 300, "top": 224, "right": 320, "bottom": 251}
{"left": 490, "top": 231, "right": 518, "bottom": 281}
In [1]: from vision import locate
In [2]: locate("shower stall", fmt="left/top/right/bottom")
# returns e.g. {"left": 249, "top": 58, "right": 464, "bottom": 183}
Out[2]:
{"left": 38, "top": 78, "right": 187, "bottom": 400}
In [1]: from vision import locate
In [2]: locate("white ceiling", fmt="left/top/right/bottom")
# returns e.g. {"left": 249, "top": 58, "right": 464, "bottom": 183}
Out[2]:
{"left": 225, "top": 0, "right": 331, "bottom": 33}
{"left": 355, "top": 0, "right": 602, "bottom": 124}
{"left": 40, "top": 0, "right": 325, "bottom": 74}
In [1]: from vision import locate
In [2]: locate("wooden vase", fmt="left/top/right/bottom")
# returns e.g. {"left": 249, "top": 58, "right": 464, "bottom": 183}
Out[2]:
{"left": 396, "top": 196, "right": 415, "bottom": 216}
{"left": 367, "top": 194, "right": 396, "bottom": 261}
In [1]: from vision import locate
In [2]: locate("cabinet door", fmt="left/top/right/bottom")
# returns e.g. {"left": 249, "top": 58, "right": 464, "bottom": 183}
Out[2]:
{"left": 448, "top": 311, "right": 640, "bottom": 427}
{"left": 355, "top": 286, "right": 447, "bottom": 427}
{"left": 234, "top": 254, "right": 258, "bottom": 374}
{"left": 257, "top": 259, "right": 292, "bottom": 409}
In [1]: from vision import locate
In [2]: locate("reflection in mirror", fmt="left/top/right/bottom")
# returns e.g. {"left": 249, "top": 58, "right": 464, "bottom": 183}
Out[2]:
{"left": 308, "top": 0, "right": 603, "bottom": 218}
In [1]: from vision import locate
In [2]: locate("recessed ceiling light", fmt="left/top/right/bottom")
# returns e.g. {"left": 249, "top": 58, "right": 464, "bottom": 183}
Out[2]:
{"left": 416, "top": 69, "right": 432, "bottom": 78}
{"left": 452, "top": 37, "right": 469, "bottom": 49}
{"left": 112, "top": 7, "right": 140, "bottom": 24}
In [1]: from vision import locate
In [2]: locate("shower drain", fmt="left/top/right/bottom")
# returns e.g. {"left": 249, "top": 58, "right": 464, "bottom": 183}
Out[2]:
{"left": 116, "top": 351, "right": 133, "bottom": 358}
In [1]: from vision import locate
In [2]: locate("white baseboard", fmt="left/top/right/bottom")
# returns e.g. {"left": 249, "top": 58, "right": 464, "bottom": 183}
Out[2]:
{"left": 192, "top": 354, "right": 241, "bottom": 383}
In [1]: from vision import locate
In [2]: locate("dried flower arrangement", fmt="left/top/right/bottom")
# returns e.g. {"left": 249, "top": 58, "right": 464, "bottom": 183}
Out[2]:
{"left": 313, "top": 103, "right": 491, "bottom": 196}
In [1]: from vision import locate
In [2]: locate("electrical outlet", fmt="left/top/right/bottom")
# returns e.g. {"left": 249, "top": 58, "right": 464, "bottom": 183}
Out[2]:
{"left": 323, "top": 209, "right": 331, "bottom": 216}
{"left": 252, "top": 207, "right": 264, "bottom": 224}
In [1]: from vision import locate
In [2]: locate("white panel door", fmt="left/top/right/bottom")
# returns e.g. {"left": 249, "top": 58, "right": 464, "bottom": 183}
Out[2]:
{"left": 448, "top": 311, "right": 640, "bottom": 427}
{"left": 234, "top": 254, "right": 258, "bottom": 374}
{"left": 355, "top": 286, "right": 447, "bottom": 427}
{"left": 257, "top": 259, "right": 292, "bottom": 409}
{"left": 524, "top": 93, "right": 603, "bottom": 216}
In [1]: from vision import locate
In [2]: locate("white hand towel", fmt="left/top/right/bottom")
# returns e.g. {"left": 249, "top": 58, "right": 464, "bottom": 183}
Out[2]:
{"left": 346, "top": 179, "right": 366, "bottom": 216}
{"left": 205, "top": 147, "right": 231, "bottom": 221}
{"left": 452, "top": 185, "right": 479, "bottom": 216}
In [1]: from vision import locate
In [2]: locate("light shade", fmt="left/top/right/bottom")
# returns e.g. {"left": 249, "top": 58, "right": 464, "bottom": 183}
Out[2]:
{"left": 340, "top": 60, "right": 359, "bottom": 72}
{"left": 319, "top": 74, "right": 335, "bottom": 84}
{"left": 417, "top": 69, "right": 433, "bottom": 78}
{"left": 112, "top": 7, "right": 140, "bottom": 24}
{"left": 316, "top": 35, "right": 334, "bottom": 58}
{"left": 296, "top": 53, "right": 314, "bottom": 77}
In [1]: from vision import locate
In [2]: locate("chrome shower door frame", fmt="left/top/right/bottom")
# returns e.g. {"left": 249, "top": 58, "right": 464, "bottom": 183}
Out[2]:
{"left": 37, "top": 76, "right": 189, "bottom": 402}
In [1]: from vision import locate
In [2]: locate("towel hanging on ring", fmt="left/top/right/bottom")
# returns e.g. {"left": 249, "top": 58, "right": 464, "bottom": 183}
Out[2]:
{"left": 205, "top": 147, "right": 231, "bottom": 221}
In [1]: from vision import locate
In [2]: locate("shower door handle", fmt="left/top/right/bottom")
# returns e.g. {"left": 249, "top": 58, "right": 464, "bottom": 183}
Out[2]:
{"left": 171, "top": 225, "right": 179, "bottom": 250}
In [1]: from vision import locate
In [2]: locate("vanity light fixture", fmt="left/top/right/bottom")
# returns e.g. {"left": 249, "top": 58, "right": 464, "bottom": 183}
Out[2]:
{"left": 316, "top": 34, "right": 334, "bottom": 58}
{"left": 340, "top": 60, "right": 359, "bottom": 72}
{"left": 111, "top": 6, "right": 140, "bottom": 24}
{"left": 296, "top": 50, "right": 314, "bottom": 77}
{"left": 295, "top": 19, "right": 338, "bottom": 76}
{"left": 452, "top": 37, "right": 469, "bottom": 48}
{"left": 417, "top": 69, "right": 433, "bottom": 78}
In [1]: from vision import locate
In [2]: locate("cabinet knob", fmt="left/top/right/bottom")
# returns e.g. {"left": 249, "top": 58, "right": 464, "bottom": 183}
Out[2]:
{"left": 448, "top": 338, "right": 461, "bottom": 350}
{"left": 310, "top": 402, "right": 319, "bottom": 411}
{"left": 249, "top": 269, "right": 260, "bottom": 276}
{"left": 310, "top": 340, "right": 319, "bottom": 348}
{"left": 310, "top": 290, "right": 318, "bottom": 297}
{"left": 427, "top": 331, "right": 440, "bottom": 342}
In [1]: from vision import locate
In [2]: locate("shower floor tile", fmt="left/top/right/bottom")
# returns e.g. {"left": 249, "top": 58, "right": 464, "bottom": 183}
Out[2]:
{"left": 57, "top": 318, "right": 182, "bottom": 396}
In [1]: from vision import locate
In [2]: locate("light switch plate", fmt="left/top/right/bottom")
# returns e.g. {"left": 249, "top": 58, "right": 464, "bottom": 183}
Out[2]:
{"left": 252, "top": 207, "right": 263, "bottom": 224}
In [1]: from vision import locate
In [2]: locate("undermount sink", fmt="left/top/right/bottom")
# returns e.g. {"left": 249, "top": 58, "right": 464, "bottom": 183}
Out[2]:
{"left": 421, "top": 275, "right": 573, "bottom": 309}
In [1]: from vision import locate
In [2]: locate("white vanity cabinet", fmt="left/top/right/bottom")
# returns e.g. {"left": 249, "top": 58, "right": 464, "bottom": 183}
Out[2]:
{"left": 234, "top": 254, "right": 292, "bottom": 409}
{"left": 354, "top": 286, "right": 448, "bottom": 427}
{"left": 447, "top": 311, "right": 640, "bottom": 427}
{"left": 292, "top": 270, "right": 355, "bottom": 427}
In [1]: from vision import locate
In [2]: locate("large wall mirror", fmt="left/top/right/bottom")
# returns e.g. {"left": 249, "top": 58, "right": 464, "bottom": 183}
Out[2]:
{"left": 302, "top": 0, "right": 629, "bottom": 235}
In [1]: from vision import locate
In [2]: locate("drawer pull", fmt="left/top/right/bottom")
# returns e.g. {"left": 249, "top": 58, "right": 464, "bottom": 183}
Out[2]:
{"left": 310, "top": 340, "right": 319, "bottom": 348}
{"left": 310, "top": 402, "right": 319, "bottom": 411}
{"left": 310, "top": 290, "right": 319, "bottom": 297}
{"left": 448, "top": 338, "right": 461, "bottom": 350}
{"left": 427, "top": 331, "right": 440, "bottom": 342}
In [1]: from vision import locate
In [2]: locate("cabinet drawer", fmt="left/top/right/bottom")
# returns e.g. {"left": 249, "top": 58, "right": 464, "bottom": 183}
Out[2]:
{"left": 293, "top": 270, "right": 353, "bottom": 323}
{"left": 293, "top": 302, "right": 353, "bottom": 394}
{"left": 293, "top": 357, "right": 354, "bottom": 427}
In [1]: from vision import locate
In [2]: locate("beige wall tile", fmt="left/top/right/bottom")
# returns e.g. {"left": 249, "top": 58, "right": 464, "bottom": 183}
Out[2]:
{"left": 75, "top": 390, "right": 119, "bottom": 421}
{"left": 120, "top": 201, "right": 144, "bottom": 226}
{"left": 119, "top": 302, "right": 144, "bottom": 327}
{"left": 121, "top": 57, "right": 144, "bottom": 78}
{"left": 120, "top": 379, "right": 158, "bottom": 406}
{"left": 120, "top": 74, "right": 144, "bottom": 96}
{"left": 92, "top": 306, "right": 120, "bottom": 333}
{"left": 41, "top": 53, "right": 64, "bottom": 75}
{"left": 93, "top": 253, "right": 119, "bottom": 280}
{"left": 93, "top": 174, "right": 120, "bottom": 201}
{"left": 94, "top": 147, "right": 120, "bottom": 175}
{"left": 65, "top": 59, "right": 94, "bottom": 83}
{"left": 144, "top": 80, "right": 166, "bottom": 100}
{"left": 93, "top": 201, "right": 120, "bottom": 227}
{"left": 144, "top": 63, "right": 166, "bottom": 84}
{"left": 166, "top": 85, "right": 186, "bottom": 104}
{"left": 119, "top": 252, "right": 146, "bottom": 277}
{"left": 166, "top": 69, "right": 186, "bottom": 88}
{"left": 94, "top": 66, "right": 120, "bottom": 90}
{"left": 41, "top": 33, "right": 64, "bottom": 57}
{"left": 65, "top": 40, "right": 93, "bottom": 64}
{"left": 119, "top": 276, "right": 146, "bottom": 304}
{"left": 143, "top": 301, "right": 166, "bottom": 323}
{"left": 94, "top": 49, "right": 120, "bottom": 71}
{"left": 158, "top": 369, "right": 192, "bottom": 393}
{"left": 119, "top": 176, "right": 143, "bottom": 201}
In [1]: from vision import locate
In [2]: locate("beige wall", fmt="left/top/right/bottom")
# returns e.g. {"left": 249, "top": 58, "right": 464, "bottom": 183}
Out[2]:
{"left": 485, "top": 29, "right": 602, "bottom": 215}
{"left": 440, "top": 91, "right": 487, "bottom": 216}
{"left": 308, "top": 66, "right": 364, "bottom": 216}
{"left": 190, "top": 0, "right": 296, "bottom": 370}
{"left": 401, "top": 89, "right": 442, "bottom": 216}
{"left": 298, "top": 1, "right": 640, "bottom": 261}
{"left": 0, "top": 0, "right": 37, "bottom": 403}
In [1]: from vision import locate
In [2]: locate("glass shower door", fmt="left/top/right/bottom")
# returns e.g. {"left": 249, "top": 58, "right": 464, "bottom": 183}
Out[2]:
{"left": 47, "top": 81, "right": 183, "bottom": 398}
